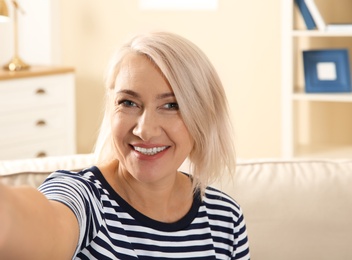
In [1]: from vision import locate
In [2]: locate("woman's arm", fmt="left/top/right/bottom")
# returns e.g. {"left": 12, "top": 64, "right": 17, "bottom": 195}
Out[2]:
{"left": 0, "top": 183, "right": 79, "bottom": 260}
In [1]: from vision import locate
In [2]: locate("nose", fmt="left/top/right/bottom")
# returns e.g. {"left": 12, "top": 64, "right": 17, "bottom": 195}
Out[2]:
{"left": 132, "top": 109, "right": 162, "bottom": 141}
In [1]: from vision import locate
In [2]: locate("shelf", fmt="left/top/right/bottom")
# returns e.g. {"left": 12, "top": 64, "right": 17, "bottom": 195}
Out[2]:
{"left": 282, "top": 1, "right": 352, "bottom": 158}
{"left": 292, "top": 30, "right": 352, "bottom": 37}
{"left": 292, "top": 90, "right": 352, "bottom": 102}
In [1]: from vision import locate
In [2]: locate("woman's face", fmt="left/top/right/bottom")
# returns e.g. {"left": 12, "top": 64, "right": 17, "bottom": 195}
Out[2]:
{"left": 111, "top": 53, "right": 194, "bottom": 185}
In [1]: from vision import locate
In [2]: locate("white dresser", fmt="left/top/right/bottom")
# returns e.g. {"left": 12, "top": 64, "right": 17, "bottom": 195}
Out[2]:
{"left": 0, "top": 66, "right": 76, "bottom": 159}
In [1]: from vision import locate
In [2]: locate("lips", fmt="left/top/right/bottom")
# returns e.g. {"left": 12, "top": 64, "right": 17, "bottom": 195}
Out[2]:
{"left": 132, "top": 145, "right": 169, "bottom": 156}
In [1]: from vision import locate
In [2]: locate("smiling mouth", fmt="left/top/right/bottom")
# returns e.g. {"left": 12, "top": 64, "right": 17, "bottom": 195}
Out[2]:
{"left": 133, "top": 146, "right": 169, "bottom": 156}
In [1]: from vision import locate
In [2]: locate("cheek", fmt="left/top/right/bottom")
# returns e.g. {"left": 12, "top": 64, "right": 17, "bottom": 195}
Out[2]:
{"left": 111, "top": 114, "right": 131, "bottom": 140}
{"left": 185, "top": 131, "right": 195, "bottom": 151}
{"left": 174, "top": 120, "right": 194, "bottom": 148}
{"left": 110, "top": 115, "right": 134, "bottom": 161}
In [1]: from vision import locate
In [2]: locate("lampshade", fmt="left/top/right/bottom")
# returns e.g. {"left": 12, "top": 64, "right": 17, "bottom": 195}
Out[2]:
{"left": 0, "top": 0, "right": 9, "bottom": 22}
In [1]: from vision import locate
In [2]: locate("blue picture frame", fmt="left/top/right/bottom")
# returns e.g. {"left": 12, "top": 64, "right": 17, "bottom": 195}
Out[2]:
{"left": 303, "top": 49, "right": 352, "bottom": 93}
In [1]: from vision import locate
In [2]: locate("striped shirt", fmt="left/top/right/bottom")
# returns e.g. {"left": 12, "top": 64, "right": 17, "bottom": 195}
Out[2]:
{"left": 38, "top": 166, "right": 250, "bottom": 259}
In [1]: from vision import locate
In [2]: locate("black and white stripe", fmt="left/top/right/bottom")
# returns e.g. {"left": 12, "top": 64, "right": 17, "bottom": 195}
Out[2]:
{"left": 39, "top": 167, "right": 250, "bottom": 259}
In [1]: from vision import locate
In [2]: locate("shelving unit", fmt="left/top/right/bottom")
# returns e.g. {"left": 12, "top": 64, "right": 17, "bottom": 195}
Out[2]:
{"left": 282, "top": 0, "right": 352, "bottom": 158}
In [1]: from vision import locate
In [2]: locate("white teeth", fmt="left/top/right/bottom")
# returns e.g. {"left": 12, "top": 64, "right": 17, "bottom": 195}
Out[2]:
{"left": 133, "top": 146, "right": 168, "bottom": 155}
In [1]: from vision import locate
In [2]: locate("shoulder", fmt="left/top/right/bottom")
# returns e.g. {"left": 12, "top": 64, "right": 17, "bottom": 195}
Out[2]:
{"left": 38, "top": 166, "right": 105, "bottom": 199}
{"left": 43, "top": 166, "right": 101, "bottom": 184}
{"left": 201, "top": 186, "right": 250, "bottom": 255}
{"left": 203, "top": 186, "right": 243, "bottom": 222}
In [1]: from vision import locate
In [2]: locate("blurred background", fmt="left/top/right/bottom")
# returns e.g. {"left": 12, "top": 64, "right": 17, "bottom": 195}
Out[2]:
{"left": 0, "top": 0, "right": 282, "bottom": 159}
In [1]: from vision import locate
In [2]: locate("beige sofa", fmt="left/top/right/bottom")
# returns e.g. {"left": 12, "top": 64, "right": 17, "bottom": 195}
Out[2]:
{"left": 1, "top": 154, "right": 352, "bottom": 260}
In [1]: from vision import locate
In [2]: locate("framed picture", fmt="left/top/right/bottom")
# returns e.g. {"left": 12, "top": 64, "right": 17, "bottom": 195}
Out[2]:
{"left": 303, "top": 49, "right": 352, "bottom": 93}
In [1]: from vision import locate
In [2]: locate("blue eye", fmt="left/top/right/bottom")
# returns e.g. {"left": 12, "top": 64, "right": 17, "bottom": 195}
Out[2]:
{"left": 164, "top": 102, "right": 179, "bottom": 110}
{"left": 118, "top": 100, "right": 137, "bottom": 107}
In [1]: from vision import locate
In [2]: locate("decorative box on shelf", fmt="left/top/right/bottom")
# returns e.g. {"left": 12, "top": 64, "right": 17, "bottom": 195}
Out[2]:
{"left": 302, "top": 49, "right": 352, "bottom": 93}
{"left": 0, "top": 66, "right": 76, "bottom": 160}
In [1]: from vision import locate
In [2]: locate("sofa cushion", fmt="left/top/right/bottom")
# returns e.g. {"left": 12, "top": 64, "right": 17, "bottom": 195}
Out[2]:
{"left": 0, "top": 171, "right": 52, "bottom": 187}
{"left": 0, "top": 153, "right": 95, "bottom": 187}
{"left": 213, "top": 158, "right": 352, "bottom": 260}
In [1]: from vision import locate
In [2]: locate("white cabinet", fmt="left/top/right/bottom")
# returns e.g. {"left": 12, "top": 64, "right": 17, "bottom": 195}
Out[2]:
{"left": 0, "top": 67, "right": 76, "bottom": 159}
{"left": 282, "top": 0, "right": 352, "bottom": 158}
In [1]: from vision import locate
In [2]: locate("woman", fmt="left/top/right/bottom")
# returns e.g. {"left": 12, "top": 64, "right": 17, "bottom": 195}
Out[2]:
{"left": 0, "top": 31, "right": 250, "bottom": 259}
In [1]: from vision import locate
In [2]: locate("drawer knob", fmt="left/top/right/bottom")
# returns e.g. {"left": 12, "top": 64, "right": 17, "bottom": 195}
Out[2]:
{"left": 35, "top": 120, "right": 47, "bottom": 127}
{"left": 35, "top": 88, "right": 46, "bottom": 95}
{"left": 36, "top": 151, "right": 47, "bottom": 158}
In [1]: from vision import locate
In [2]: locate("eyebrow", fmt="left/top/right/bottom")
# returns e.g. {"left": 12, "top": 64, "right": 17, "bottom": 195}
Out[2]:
{"left": 157, "top": 92, "right": 175, "bottom": 99}
{"left": 116, "top": 89, "right": 140, "bottom": 98}
{"left": 116, "top": 89, "right": 175, "bottom": 99}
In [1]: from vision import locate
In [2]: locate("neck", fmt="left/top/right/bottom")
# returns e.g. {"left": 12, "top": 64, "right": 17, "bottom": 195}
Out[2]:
{"left": 120, "top": 169, "right": 193, "bottom": 223}
{"left": 100, "top": 160, "right": 193, "bottom": 223}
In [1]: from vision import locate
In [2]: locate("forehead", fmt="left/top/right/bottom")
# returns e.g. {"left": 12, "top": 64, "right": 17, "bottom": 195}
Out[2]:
{"left": 114, "top": 53, "right": 171, "bottom": 92}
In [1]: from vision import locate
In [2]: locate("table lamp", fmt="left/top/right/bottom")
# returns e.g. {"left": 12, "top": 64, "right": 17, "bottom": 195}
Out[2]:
{"left": 0, "top": 0, "right": 30, "bottom": 71}
{"left": 0, "top": 0, "right": 9, "bottom": 22}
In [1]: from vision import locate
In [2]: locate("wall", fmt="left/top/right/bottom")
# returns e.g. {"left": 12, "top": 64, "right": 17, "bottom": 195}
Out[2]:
{"left": 59, "top": 0, "right": 281, "bottom": 159}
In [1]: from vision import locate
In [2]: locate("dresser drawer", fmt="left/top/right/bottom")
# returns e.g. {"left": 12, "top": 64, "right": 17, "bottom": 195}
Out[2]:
{"left": 0, "top": 107, "right": 69, "bottom": 145}
{"left": 0, "top": 73, "right": 74, "bottom": 112}
{"left": 0, "top": 67, "right": 76, "bottom": 159}
{"left": 0, "top": 136, "right": 71, "bottom": 160}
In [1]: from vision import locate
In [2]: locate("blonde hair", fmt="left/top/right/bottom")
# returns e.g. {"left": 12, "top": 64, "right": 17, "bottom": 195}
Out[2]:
{"left": 94, "top": 31, "right": 236, "bottom": 194}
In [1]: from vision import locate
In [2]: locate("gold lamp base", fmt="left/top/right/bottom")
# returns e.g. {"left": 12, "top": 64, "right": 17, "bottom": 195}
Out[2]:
{"left": 3, "top": 56, "right": 30, "bottom": 71}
